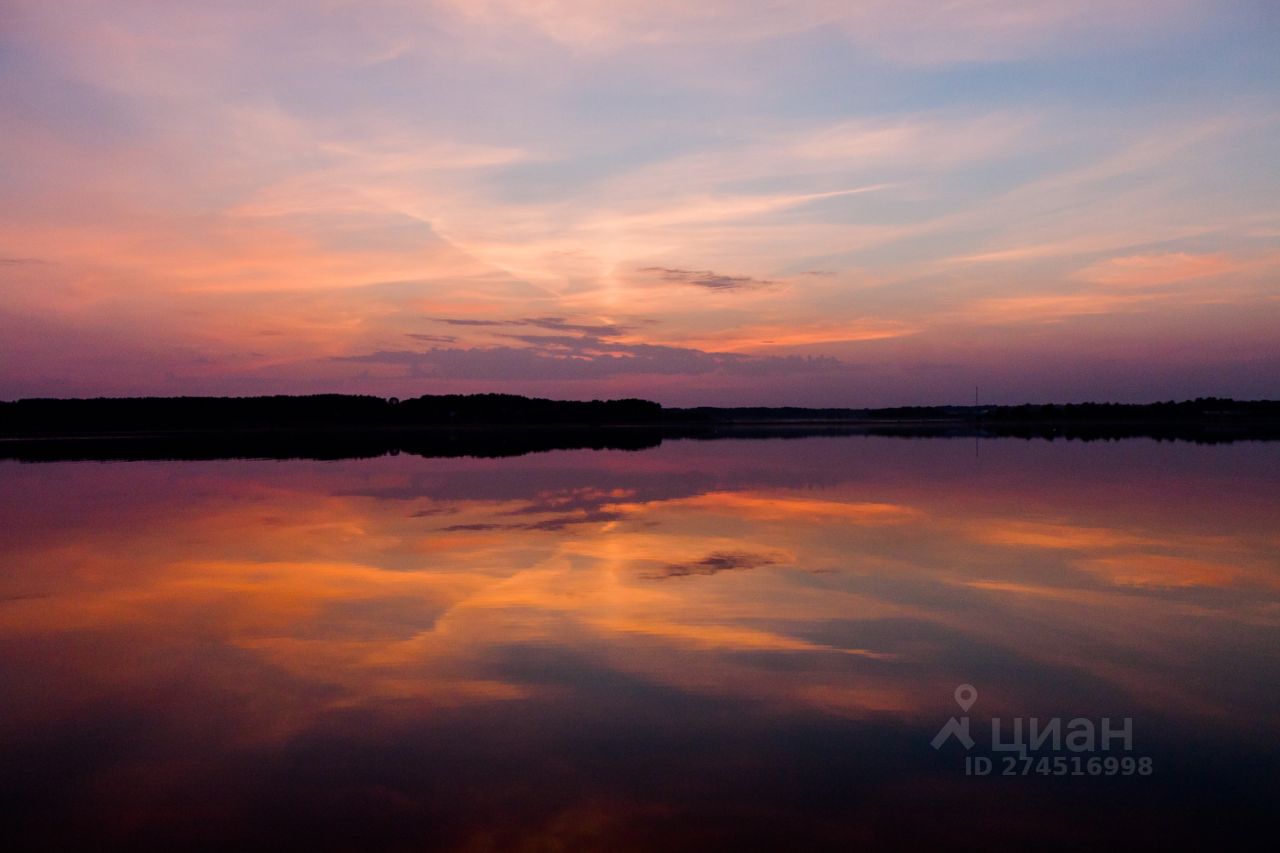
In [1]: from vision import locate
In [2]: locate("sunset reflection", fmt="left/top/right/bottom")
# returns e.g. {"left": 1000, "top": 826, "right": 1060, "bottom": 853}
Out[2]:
{"left": 1, "top": 437, "right": 1277, "bottom": 848}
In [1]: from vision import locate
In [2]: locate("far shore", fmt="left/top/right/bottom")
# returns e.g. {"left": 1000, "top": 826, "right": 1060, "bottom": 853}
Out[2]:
{"left": 2, "top": 394, "right": 1278, "bottom": 461}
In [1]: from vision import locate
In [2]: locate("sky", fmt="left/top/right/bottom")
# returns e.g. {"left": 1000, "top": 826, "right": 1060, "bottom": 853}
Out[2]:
{"left": 1, "top": 0, "right": 1278, "bottom": 406}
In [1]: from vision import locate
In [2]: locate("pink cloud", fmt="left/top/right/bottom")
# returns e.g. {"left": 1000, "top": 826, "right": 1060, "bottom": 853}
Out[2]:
{"left": 1074, "top": 253, "right": 1238, "bottom": 287}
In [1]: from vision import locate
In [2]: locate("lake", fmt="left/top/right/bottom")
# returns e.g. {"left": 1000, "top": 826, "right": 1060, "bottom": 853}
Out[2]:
{"left": 1, "top": 435, "right": 1277, "bottom": 850}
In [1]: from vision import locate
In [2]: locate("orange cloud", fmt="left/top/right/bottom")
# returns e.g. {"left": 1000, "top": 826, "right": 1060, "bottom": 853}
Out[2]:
{"left": 584, "top": 616, "right": 887, "bottom": 657}
{"left": 962, "top": 292, "right": 1155, "bottom": 324}
{"left": 1074, "top": 253, "right": 1237, "bottom": 287}
{"left": 967, "top": 520, "right": 1163, "bottom": 550}
{"left": 1074, "top": 554, "right": 1247, "bottom": 588}
{"left": 666, "top": 492, "right": 926, "bottom": 524}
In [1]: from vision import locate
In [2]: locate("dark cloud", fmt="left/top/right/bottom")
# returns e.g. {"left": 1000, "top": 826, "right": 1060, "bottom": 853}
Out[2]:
{"left": 501, "top": 487, "right": 631, "bottom": 517}
{"left": 639, "top": 267, "right": 773, "bottom": 292}
{"left": 433, "top": 318, "right": 510, "bottom": 327}
{"left": 522, "top": 509, "right": 624, "bottom": 530}
{"left": 644, "top": 551, "right": 779, "bottom": 579}
{"left": 336, "top": 343, "right": 839, "bottom": 379}
{"left": 521, "top": 316, "right": 632, "bottom": 337}
{"left": 499, "top": 333, "right": 597, "bottom": 348}
{"left": 432, "top": 487, "right": 633, "bottom": 532}
{"left": 336, "top": 335, "right": 840, "bottom": 380}
{"left": 438, "top": 510, "right": 622, "bottom": 533}
{"left": 429, "top": 316, "right": 631, "bottom": 337}
{"left": 408, "top": 506, "right": 453, "bottom": 518}
{"left": 407, "top": 333, "right": 459, "bottom": 344}
{"left": 346, "top": 310, "right": 842, "bottom": 381}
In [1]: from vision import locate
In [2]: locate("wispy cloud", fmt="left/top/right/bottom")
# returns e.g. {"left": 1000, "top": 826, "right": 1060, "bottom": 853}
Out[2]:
{"left": 429, "top": 316, "right": 634, "bottom": 336}
{"left": 335, "top": 340, "right": 843, "bottom": 381}
{"left": 638, "top": 267, "right": 773, "bottom": 292}
{"left": 1, "top": 0, "right": 1275, "bottom": 402}
{"left": 439, "top": 0, "right": 1211, "bottom": 64}
{"left": 406, "top": 333, "right": 459, "bottom": 344}
{"left": 643, "top": 551, "right": 779, "bottom": 580}
{"left": 1073, "top": 253, "right": 1238, "bottom": 288}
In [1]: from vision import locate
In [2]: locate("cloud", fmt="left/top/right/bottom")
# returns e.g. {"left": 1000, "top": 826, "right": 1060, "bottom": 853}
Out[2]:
{"left": 430, "top": 487, "right": 639, "bottom": 533}
{"left": 959, "top": 293, "right": 1156, "bottom": 325}
{"left": 643, "top": 551, "right": 779, "bottom": 580}
{"left": 524, "top": 511, "right": 625, "bottom": 531}
{"left": 1074, "top": 554, "right": 1250, "bottom": 589}
{"left": 2, "top": 0, "right": 1274, "bottom": 403}
{"left": 522, "top": 317, "right": 633, "bottom": 336}
{"left": 431, "top": 316, "right": 633, "bottom": 336}
{"left": 432, "top": 318, "right": 511, "bottom": 327}
{"left": 503, "top": 486, "right": 634, "bottom": 515}
{"left": 439, "top": 0, "right": 1209, "bottom": 64}
{"left": 335, "top": 340, "right": 842, "bottom": 381}
{"left": 671, "top": 493, "right": 925, "bottom": 525}
{"left": 1073, "top": 253, "right": 1237, "bottom": 288}
{"left": 639, "top": 267, "right": 773, "bottom": 292}
{"left": 335, "top": 313, "right": 845, "bottom": 381}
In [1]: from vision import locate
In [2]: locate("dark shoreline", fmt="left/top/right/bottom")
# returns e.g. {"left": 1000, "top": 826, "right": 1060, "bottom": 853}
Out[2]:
{"left": 2, "top": 420, "right": 1278, "bottom": 463}
{"left": 2, "top": 394, "right": 1278, "bottom": 460}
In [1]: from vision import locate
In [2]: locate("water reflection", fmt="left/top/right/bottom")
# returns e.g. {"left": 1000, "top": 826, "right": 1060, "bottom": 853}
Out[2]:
{"left": 1, "top": 438, "right": 1277, "bottom": 849}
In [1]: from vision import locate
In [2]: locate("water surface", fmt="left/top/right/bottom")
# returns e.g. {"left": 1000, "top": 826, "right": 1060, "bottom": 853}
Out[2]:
{"left": 1, "top": 437, "right": 1277, "bottom": 850}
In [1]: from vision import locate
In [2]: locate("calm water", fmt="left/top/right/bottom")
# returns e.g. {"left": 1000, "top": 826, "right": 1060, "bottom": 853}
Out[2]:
{"left": 2, "top": 436, "right": 1277, "bottom": 850}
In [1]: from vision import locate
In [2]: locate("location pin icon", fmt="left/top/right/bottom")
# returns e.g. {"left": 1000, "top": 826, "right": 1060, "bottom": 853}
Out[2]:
{"left": 954, "top": 684, "right": 977, "bottom": 712}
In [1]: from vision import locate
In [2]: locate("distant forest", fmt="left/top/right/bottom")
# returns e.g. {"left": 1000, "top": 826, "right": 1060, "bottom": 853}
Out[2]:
{"left": 2, "top": 394, "right": 1278, "bottom": 461}
{"left": 1, "top": 393, "right": 1278, "bottom": 436}
{"left": 0, "top": 394, "right": 663, "bottom": 434}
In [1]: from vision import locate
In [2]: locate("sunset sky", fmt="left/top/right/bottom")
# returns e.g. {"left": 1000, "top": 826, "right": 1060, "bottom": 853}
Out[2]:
{"left": 2, "top": 0, "right": 1277, "bottom": 405}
